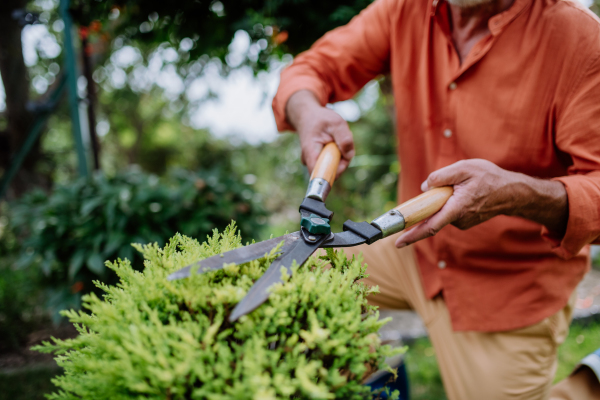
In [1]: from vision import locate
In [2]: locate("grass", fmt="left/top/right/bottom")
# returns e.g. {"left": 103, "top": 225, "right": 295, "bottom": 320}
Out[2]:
{"left": 555, "top": 319, "right": 600, "bottom": 382}
{"left": 403, "top": 338, "right": 447, "bottom": 400}
{"left": 403, "top": 319, "right": 600, "bottom": 400}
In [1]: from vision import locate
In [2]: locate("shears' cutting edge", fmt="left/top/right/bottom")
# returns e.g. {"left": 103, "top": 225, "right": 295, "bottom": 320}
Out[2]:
{"left": 167, "top": 232, "right": 302, "bottom": 281}
{"left": 167, "top": 142, "right": 454, "bottom": 322}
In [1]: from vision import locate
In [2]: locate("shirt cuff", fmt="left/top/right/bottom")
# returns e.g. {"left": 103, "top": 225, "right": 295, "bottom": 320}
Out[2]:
{"left": 541, "top": 174, "right": 600, "bottom": 259}
{"left": 272, "top": 73, "right": 328, "bottom": 132}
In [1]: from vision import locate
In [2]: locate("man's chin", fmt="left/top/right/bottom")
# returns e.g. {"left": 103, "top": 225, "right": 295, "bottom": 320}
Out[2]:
{"left": 446, "top": 0, "right": 495, "bottom": 7}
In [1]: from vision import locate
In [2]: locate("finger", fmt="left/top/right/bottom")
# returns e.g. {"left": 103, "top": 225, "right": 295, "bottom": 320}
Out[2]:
{"left": 329, "top": 121, "right": 355, "bottom": 162}
{"left": 336, "top": 158, "right": 350, "bottom": 178}
{"left": 395, "top": 201, "right": 460, "bottom": 247}
{"left": 426, "top": 161, "right": 471, "bottom": 188}
{"left": 302, "top": 141, "right": 324, "bottom": 173}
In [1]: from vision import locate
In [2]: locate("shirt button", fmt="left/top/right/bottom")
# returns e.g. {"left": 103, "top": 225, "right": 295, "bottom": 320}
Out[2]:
{"left": 438, "top": 260, "right": 447, "bottom": 269}
{"left": 449, "top": 82, "right": 457, "bottom": 90}
{"left": 443, "top": 129, "right": 452, "bottom": 138}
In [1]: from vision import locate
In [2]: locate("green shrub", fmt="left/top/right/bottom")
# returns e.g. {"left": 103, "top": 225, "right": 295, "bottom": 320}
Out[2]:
{"left": 0, "top": 206, "right": 47, "bottom": 351}
{"left": 0, "top": 264, "right": 45, "bottom": 352}
{"left": 36, "top": 225, "right": 402, "bottom": 399}
{"left": 8, "top": 168, "right": 266, "bottom": 321}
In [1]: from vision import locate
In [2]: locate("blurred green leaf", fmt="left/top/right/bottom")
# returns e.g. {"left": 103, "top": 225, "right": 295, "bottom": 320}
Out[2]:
{"left": 86, "top": 253, "right": 105, "bottom": 276}
{"left": 81, "top": 197, "right": 104, "bottom": 218}
{"left": 104, "top": 233, "right": 124, "bottom": 256}
{"left": 69, "top": 250, "right": 86, "bottom": 280}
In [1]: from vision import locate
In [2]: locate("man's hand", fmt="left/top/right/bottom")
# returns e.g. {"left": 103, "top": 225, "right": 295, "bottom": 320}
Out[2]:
{"left": 395, "top": 159, "right": 569, "bottom": 248}
{"left": 286, "top": 90, "right": 355, "bottom": 177}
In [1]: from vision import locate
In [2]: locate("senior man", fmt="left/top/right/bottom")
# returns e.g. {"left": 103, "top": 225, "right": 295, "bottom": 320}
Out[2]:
{"left": 272, "top": 0, "right": 600, "bottom": 398}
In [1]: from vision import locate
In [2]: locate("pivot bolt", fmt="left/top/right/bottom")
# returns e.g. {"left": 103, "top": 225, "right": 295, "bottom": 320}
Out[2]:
{"left": 300, "top": 213, "right": 331, "bottom": 235}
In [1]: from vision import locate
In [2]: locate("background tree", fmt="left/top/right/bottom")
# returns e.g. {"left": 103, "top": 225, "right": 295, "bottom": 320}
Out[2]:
{"left": 0, "top": 0, "right": 376, "bottom": 197}
{"left": 0, "top": 0, "right": 42, "bottom": 196}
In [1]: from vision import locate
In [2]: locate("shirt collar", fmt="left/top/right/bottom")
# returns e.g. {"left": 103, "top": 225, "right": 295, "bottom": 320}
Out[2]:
{"left": 431, "top": 0, "right": 531, "bottom": 36}
{"left": 488, "top": 0, "right": 531, "bottom": 35}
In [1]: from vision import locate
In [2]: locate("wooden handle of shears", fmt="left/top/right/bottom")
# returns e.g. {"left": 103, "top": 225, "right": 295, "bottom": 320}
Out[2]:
{"left": 371, "top": 186, "right": 454, "bottom": 237}
{"left": 394, "top": 186, "right": 454, "bottom": 229}
{"left": 311, "top": 142, "right": 341, "bottom": 185}
{"left": 305, "top": 142, "right": 341, "bottom": 202}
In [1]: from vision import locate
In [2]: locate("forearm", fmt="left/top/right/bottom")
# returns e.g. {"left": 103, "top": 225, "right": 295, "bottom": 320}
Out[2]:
{"left": 395, "top": 159, "right": 571, "bottom": 248}
{"left": 285, "top": 90, "right": 322, "bottom": 130}
{"left": 505, "top": 173, "right": 568, "bottom": 236}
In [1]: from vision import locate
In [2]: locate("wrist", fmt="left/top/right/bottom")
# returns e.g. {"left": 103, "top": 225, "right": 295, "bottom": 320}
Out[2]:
{"left": 500, "top": 171, "right": 535, "bottom": 218}
{"left": 504, "top": 172, "right": 568, "bottom": 234}
{"left": 285, "top": 90, "right": 322, "bottom": 130}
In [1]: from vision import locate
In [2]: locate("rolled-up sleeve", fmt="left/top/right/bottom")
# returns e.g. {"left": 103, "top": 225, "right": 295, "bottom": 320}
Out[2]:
{"left": 542, "top": 53, "right": 600, "bottom": 258}
{"left": 272, "top": 0, "right": 399, "bottom": 132}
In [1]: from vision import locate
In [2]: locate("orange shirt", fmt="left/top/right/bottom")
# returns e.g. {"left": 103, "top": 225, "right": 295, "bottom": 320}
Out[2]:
{"left": 272, "top": 0, "right": 600, "bottom": 331}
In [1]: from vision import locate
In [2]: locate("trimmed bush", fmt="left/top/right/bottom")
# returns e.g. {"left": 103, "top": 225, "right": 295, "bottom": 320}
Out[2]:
{"left": 36, "top": 225, "right": 401, "bottom": 399}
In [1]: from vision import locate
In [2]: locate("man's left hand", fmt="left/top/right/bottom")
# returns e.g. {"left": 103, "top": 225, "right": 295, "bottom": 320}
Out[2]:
{"left": 395, "top": 159, "right": 568, "bottom": 248}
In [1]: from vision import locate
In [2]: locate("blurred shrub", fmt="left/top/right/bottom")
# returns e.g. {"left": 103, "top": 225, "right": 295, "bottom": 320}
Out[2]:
{"left": 0, "top": 265, "right": 44, "bottom": 351}
{"left": 7, "top": 168, "right": 265, "bottom": 321}
{"left": 0, "top": 209, "right": 46, "bottom": 351}
{"left": 36, "top": 226, "right": 401, "bottom": 399}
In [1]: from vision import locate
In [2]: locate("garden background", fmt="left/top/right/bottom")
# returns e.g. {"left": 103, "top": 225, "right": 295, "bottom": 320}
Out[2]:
{"left": 0, "top": 0, "right": 599, "bottom": 399}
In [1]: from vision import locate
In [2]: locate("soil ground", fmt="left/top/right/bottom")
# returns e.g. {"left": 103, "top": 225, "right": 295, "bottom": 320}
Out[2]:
{"left": 0, "top": 325, "right": 77, "bottom": 400}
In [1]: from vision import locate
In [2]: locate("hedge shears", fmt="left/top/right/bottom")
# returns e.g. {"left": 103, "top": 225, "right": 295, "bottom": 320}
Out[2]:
{"left": 168, "top": 143, "right": 453, "bottom": 322}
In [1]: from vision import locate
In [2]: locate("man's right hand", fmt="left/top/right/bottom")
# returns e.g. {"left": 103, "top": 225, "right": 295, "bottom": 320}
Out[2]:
{"left": 285, "top": 90, "right": 355, "bottom": 177}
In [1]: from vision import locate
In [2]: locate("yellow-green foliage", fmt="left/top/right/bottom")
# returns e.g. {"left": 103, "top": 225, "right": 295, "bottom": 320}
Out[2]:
{"left": 36, "top": 224, "right": 401, "bottom": 399}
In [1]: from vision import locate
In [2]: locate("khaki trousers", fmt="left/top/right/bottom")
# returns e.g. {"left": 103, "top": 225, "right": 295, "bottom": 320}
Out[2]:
{"left": 340, "top": 233, "right": 599, "bottom": 400}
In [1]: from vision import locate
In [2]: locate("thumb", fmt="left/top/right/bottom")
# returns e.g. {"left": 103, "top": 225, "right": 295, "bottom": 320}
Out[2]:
{"left": 424, "top": 162, "right": 470, "bottom": 190}
{"left": 421, "top": 180, "right": 429, "bottom": 192}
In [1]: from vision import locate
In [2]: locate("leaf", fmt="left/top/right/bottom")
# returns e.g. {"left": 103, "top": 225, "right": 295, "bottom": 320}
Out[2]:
{"left": 40, "top": 258, "right": 53, "bottom": 277}
{"left": 86, "top": 252, "right": 105, "bottom": 276}
{"left": 69, "top": 250, "right": 86, "bottom": 280}
{"left": 104, "top": 233, "right": 124, "bottom": 256}
{"left": 80, "top": 197, "right": 104, "bottom": 218}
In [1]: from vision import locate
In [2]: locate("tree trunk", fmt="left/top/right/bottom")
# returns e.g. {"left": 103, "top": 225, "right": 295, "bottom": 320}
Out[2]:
{"left": 0, "top": 0, "right": 47, "bottom": 198}
{"left": 81, "top": 35, "right": 101, "bottom": 170}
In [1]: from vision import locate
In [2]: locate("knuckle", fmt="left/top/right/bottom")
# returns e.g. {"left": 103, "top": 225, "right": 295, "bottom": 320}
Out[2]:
{"left": 339, "top": 139, "right": 354, "bottom": 151}
{"left": 425, "top": 226, "right": 439, "bottom": 237}
{"left": 427, "top": 174, "right": 439, "bottom": 184}
{"left": 338, "top": 131, "right": 353, "bottom": 142}
{"left": 332, "top": 116, "right": 348, "bottom": 129}
{"left": 454, "top": 160, "right": 468, "bottom": 170}
{"left": 325, "top": 110, "right": 342, "bottom": 122}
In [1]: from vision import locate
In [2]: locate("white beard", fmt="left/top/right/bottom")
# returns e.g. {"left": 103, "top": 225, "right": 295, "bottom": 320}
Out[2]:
{"left": 446, "top": 0, "right": 494, "bottom": 7}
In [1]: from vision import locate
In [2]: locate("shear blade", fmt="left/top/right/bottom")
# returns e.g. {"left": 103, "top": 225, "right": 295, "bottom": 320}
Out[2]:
{"left": 167, "top": 232, "right": 302, "bottom": 281}
{"left": 229, "top": 234, "right": 329, "bottom": 322}
{"left": 321, "top": 230, "right": 367, "bottom": 248}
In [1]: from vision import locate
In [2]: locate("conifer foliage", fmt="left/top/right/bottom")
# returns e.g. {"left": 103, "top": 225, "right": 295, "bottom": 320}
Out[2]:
{"left": 36, "top": 225, "right": 401, "bottom": 399}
